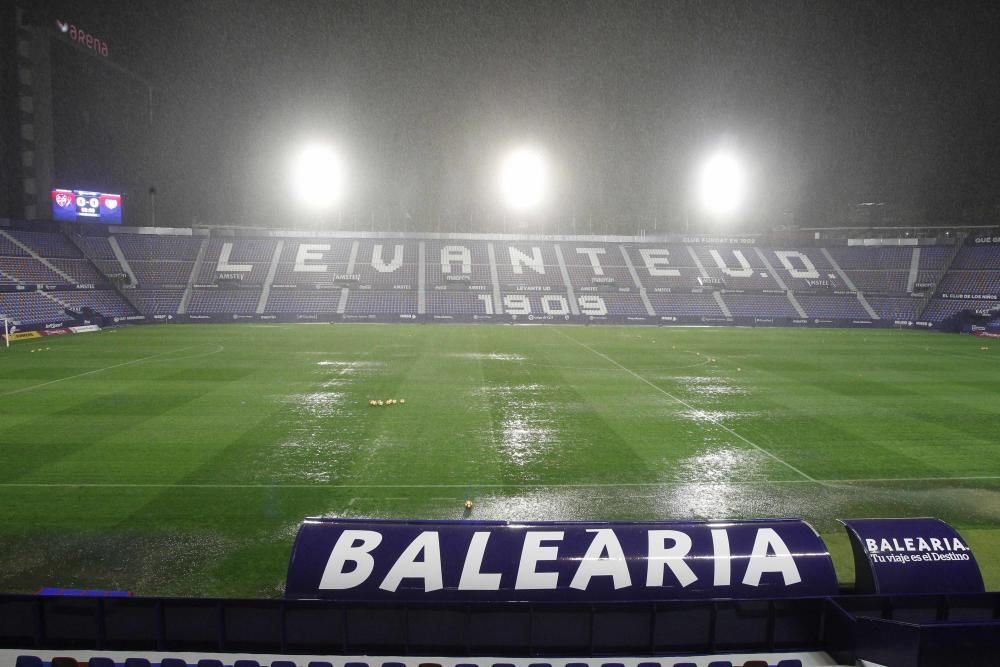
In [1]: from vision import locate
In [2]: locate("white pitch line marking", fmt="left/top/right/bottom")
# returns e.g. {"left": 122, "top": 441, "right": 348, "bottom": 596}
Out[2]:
{"left": 2, "top": 476, "right": 999, "bottom": 489}
{"left": 552, "top": 328, "right": 821, "bottom": 483}
{"left": 0, "top": 345, "right": 206, "bottom": 397}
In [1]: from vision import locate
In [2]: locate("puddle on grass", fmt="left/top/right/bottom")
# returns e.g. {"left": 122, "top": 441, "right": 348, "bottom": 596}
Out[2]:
{"left": 446, "top": 352, "right": 527, "bottom": 362}
{"left": 672, "top": 375, "right": 749, "bottom": 398}
{"left": 680, "top": 409, "right": 758, "bottom": 424}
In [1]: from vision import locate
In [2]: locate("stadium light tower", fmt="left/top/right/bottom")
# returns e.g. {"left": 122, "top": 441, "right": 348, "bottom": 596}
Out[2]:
{"left": 498, "top": 146, "right": 549, "bottom": 213}
{"left": 290, "top": 144, "right": 346, "bottom": 211}
{"left": 696, "top": 149, "right": 746, "bottom": 221}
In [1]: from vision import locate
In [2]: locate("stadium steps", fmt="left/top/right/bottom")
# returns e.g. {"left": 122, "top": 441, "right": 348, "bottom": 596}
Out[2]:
{"left": 65, "top": 233, "right": 143, "bottom": 313}
{"left": 618, "top": 245, "right": 655, "bottom": 315}
{"left": 0, "top": 265, "right": 21, "bottom": 284}
{"left": 106, "top": 236, "right": 140, "bottom": 287}
{"left": 553, "top": 244, "right": 581, "bottom": 315}
{"left": 905, "top": 247, "right": 921, "bottom": 293}
{"left": 0, "top": 230, "right": 76, "bottom": 284}
{"left": 751, "top": 248, "right": 806, "bottom": 318}
{"left": 256, "top": 240, "right": 284, "bottom": 314}
{"left": 177, "top": 238, "right": 209, "bottom": 315}
{"left": 914, "top": 235, "right": 966, "bottom": 322}
{"left": 39, "top": 290, "right": 69, "bottom": 310}
{"left": 819, "top": 248, "right": 879, "bottom": 320}
{"left": 712, "top": 291, "right": 732, "bottom": 317}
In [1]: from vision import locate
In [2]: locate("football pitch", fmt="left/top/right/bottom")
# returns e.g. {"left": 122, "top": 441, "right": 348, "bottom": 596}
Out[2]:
{"left": 1, "top": 323, "right": 999, "bottom": 597}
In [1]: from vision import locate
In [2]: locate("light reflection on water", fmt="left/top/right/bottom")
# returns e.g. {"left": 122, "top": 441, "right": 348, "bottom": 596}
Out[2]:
{"left": 672, "top": 375, "right": 748, "bottom": 398}
{"left": 478, "top": 384, "right": 558, "bottom": 469}
{"left": 447, "top": 352, "right": 527, "bottom": 362}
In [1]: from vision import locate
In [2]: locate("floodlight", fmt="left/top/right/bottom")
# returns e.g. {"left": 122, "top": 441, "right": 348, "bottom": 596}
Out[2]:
{"left": 290, "top": 144, "right": 345, "bottom": 210}
{"left": 697, "top": 150, "right": 746, "bottom": 219}
{"left": 499, "top": 146, "right": 548, "bottom": 212}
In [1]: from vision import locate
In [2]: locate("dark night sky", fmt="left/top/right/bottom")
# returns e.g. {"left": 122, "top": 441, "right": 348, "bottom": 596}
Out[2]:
{"left": 40, "top": 0, "right": 1000, "bottom": 230}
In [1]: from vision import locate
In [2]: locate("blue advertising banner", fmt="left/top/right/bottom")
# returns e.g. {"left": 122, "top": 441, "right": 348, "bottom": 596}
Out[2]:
{"left": 285, "top": 518, "right": 838, "bottom": 602}
{"left": 841, "top": 518, "right": 984, "bottom": 595}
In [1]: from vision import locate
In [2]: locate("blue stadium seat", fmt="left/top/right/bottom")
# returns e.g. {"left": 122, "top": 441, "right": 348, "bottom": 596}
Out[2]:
{"left": 306, "top": 662, "right": 333, "bottom": 667}
{"left": 528, "top": 663, "right": 553, "bottom": 667}
{"left": 343, "top": 662, "right": 370, "bottom": 667}
{"left": 453, "top": 663, "right": 480, "bottom": 667}
{"left": 740, "top": 661, "right": 768, "bottom": 667}
{"left": 776, "top": 661, "right": 803, "bottom": 667}
{"left": 158, "top": 659, "right": 188, "bottom": 667}
{"left": 382, "top": 663, "right": 408, "bottom": 667}
{"left": 234, "top": 661, "right": 261, "bottom": 667}
{"left": 88, "top": 658, "right": 116, "bottom": 667}
{"left": 270, "top": 662, "right": 298, "bottom": 667}
{"left": 706, "top": 662, "right": 733, "bottom": 667}
{"left": 671, "top": 663, "right": 698, "bottom": 667}
{"left": 14, "top": 657, "right": 43, "bottom": 667}
{"left": 637, "top": 662, "right": 662, "bottom": 667}
{"left": 196, "top": 660, "right": 223, "bottom": 667}
{"left": 125, "top": 659, "right": 152, "bottom": 667}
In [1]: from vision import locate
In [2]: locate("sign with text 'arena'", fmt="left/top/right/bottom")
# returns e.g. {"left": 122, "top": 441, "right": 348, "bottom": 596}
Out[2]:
{"left": 285, "top": 518, "right": 838, "bottom": 601}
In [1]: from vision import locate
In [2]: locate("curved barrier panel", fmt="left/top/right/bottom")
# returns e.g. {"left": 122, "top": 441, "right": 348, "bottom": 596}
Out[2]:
{"left": 841, "top": 517, "right": 984, "bottom": 595}
{"left": 285, "top": 517, "right": 838, "bottom": 601}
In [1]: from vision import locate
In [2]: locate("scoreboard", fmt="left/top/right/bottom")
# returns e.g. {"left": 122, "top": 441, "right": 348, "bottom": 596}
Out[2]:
{"left": 51, "top": 189, "right": 123, "bottom": 224}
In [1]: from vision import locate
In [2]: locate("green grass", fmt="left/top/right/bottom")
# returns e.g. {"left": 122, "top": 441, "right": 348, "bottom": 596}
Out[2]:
{"left": 1, "top": 323, "right": 999, "bottom": 597}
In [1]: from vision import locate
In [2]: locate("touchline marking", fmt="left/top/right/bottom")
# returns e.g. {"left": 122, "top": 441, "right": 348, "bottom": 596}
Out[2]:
{"left": 2, "top": 476, "right": 998, "bottom": 489}
{"left": 553, "top": 328, "right": 820, "bottom": 484}
{"left": 0, "top": 345, "right": 204, "bottom": 397}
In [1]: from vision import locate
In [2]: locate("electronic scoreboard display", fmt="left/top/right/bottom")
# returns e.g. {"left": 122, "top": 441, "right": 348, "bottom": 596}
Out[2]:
{"left": 51, "top": 189, "right": 123, "bottom": 224}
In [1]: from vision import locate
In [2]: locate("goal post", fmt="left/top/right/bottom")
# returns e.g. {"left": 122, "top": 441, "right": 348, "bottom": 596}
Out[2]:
{"left": 1, "top": 315, "right": 8, "bottom": 349}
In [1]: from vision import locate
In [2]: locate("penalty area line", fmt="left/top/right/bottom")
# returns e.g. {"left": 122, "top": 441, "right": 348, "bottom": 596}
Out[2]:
{"left": 0, "top": 345, "right": 206, "bottom": 397}
{"left": 552, "top": 328, "right": 820, "bottom": 484}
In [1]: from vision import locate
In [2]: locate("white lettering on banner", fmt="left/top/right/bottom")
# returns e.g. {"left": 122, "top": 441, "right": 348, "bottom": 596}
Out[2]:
{"left": 515, "top": 531, "right": 564, "bottom": 589}
{"left": 709, "top": 249, "right": 753, "bottom": 277}
{"left": 640, "top": 249, "right": 681, "bottom": 276}
{"left": 711, "top": 529, "right": 731, "bottom": 586}
{"left": 864, "top": 536, "right": 970, "bottom": 553}
{"left": 319, "top": 530, "right": 382, "bottom": 589}
{"left": 380, "top": 531, "right": 443, "bottom": 592}
{"left": 774, "top": 251, "right": 819, "bottom": 279}
{"left": 316, "top": 526, "right": 811, "bottom": 592}
{"left": 743, "top": 528, "right": 801, "bottom": 586}
{"left": 441, "top": 246, "right": 472, "bottom": 274}
{"left": 569, "top": 529, "right": 631, "bottom": 590}
{"left": 647, "top": 530, "right": 697, "bottom": 588}
{"left": 295, "top": 244, "right": 330, "bottom": 273}
{"left": 509, "top": 247, "right": 546, "bottom": 274}
{"left": 459, "top": 532, "right": 502, "bottom": 590}
{"left": 576, "top": 248, "right": 606, "bottom": 276}
{"left": 372, "top": 244, "right": 404, "bottom": 273}
{"left": 216, "top": 242, "right": 251, "bottom": 273}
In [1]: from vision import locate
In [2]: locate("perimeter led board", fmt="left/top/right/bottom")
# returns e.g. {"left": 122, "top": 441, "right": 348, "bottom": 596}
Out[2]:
{"left": 51, "top": 189, "right": 122, "bottom": 224}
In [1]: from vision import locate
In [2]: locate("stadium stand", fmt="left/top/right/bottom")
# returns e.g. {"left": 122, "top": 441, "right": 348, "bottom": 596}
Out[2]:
{"left": 4, "top": 225, "right": 1000, "bottom": 331}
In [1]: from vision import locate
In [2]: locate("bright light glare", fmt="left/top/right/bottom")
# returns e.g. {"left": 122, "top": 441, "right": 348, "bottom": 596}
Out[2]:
{"left": 499, "top": 147, "right": 548, "bottom": 212}
{"left": 290, "top": 144, "right": 345, "bottom": 210}
{"left": 697, "top": 151, "right": 746, "bottom": 218}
